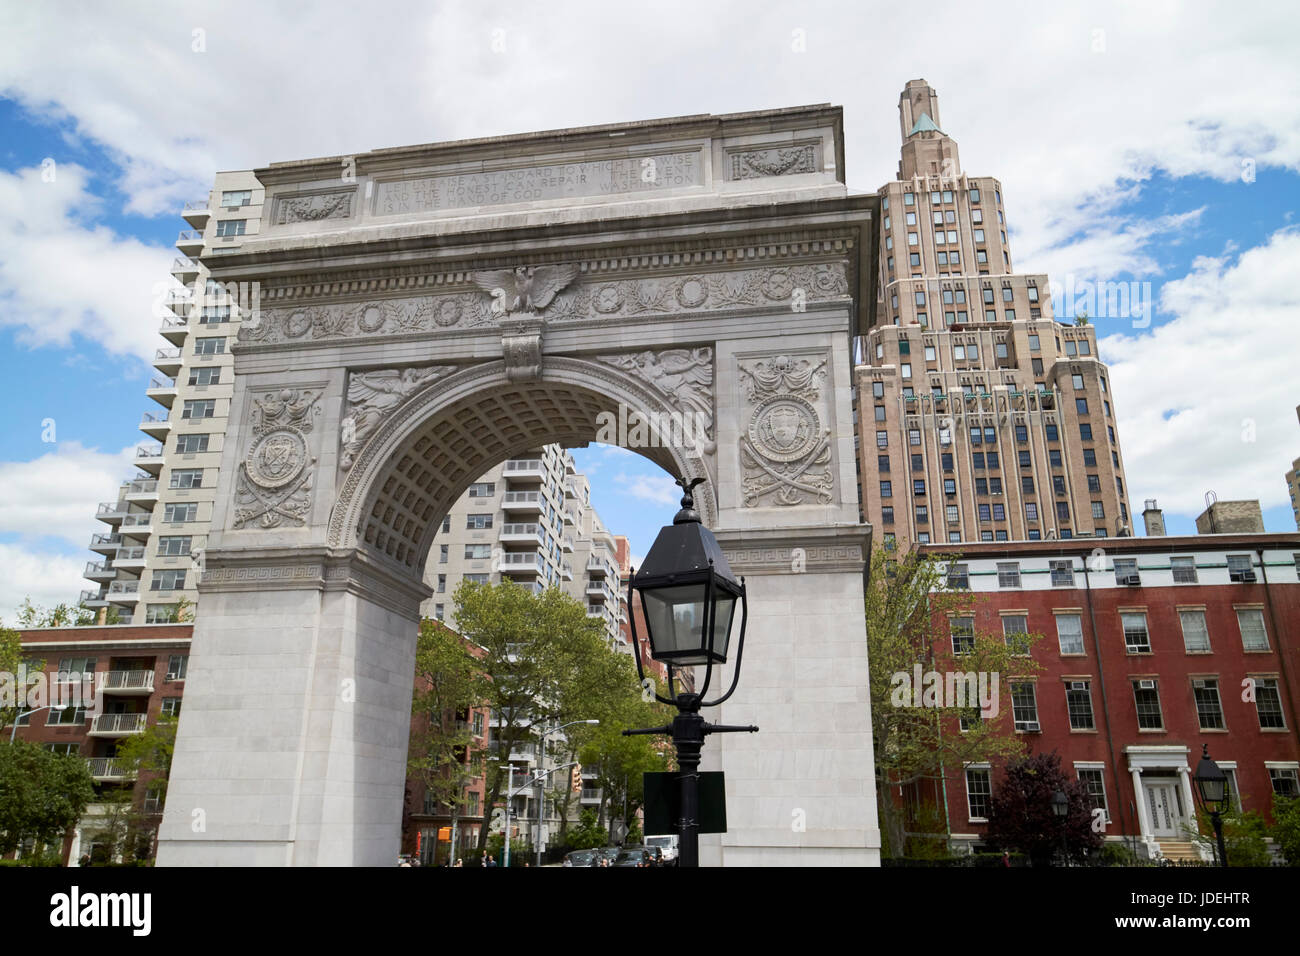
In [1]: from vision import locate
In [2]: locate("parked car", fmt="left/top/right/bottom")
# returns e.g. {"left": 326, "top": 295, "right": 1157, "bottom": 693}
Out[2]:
{"left": 562, "top": 849, "right": 598, "bottom": 867}
{"left": 594, "top": 847, "right": 621, "bottom": 866}
{"left": 644, "top": 835, "right": 679, "bottom": 864}
{"left": 612, "top": 846, "right": 656, "bottom": 867}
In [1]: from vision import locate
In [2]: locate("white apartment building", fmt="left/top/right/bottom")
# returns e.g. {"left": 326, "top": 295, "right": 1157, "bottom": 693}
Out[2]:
{"left": 82, "top": 173, "right": 264, "bottom": 624}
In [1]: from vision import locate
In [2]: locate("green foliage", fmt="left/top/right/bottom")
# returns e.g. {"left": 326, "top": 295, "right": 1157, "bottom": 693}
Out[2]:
{"left": 0, "top": 740, "right": 95, "bottom": 855}
{"left": 83, "top": 789, "right": 156, "bottom": 865}
{"left": 114, "top": 716, "right": 177, "bottom": 807}
{"left": 485, "top": 832, "right": 530, "bottom": 866}
{"left": 624, "top": 816, "right": 643, "bottom": 845}
{"left": 1192, "top": 806, "right": 1273, "bottom": 867}
{"left": 903, "top": 801, "right": 950, "bottom": 858}
{"left": 13, "top": 597, "right": 120, "bottom": 628}
{"left": 1271, "top": 795, "right": 1300, "bottom": 866}
{"left": 1095, "top": 841, "right": 1141, "bottom": 867}
{"left": 865, "top": 548, "right": 1041, "bottom": 857}
{"left": 565, "top": 809, "right": 609, "bottom": 850}
{"left": 983, "top": 751, "right": 1103, "bottom": 866}
{"left": 1074, "top": 312, "right": 1090, "bottom": 326}
{"left": 407, "top": 618, "right": 488, "bottom": 814}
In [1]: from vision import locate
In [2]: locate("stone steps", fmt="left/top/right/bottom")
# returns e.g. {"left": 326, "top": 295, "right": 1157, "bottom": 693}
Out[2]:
{"left": 1157, "top": 839, "right": 1202, "bottom": 862}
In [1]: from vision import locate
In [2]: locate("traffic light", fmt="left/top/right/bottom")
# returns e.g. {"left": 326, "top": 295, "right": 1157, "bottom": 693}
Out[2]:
{"left": 571, "top": 763, "right": 583, "bottom": 793}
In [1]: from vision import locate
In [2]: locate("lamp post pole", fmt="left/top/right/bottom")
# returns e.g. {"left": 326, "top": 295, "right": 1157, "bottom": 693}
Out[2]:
{"left": 535, "top": 719, "right": 598, "bottom": 867}
{"left": 9, "top": 706, "right": 66, "bottom": 744}
{"left": 1194, "top": 744, "right": 1230, "bottom": 868}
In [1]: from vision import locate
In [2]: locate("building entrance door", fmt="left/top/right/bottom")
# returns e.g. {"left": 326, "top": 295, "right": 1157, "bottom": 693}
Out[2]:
{"left": 1145, "top": 780, "right": 1182, "bottom": 838}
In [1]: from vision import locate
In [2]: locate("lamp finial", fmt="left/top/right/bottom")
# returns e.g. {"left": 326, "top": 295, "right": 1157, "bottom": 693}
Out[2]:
{"left": 673, "top": 476, "right": 706, "bottom": 525}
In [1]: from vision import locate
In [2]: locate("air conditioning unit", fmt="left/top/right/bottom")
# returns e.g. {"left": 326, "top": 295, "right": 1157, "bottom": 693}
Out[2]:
{"left": 1192, "top": 679, "right": 1208, "bottom": 689}
{"left": 1138, "top": 679, "right": 1156, "bottom": 690}
{"left": 1022, "top": 721, "right": 1041, "bottom": 732}
{"left": 166, "top": 671, "right": 181, "bottom": 681}
{"left": 1123, "top": 573, "right": 1142, "bottom": 586}
{"left": 1241, "top": 570, "right": 1257, "bottom": 583}
{"left": 1067, "top": 681, "right": 1088, "bottom": 691}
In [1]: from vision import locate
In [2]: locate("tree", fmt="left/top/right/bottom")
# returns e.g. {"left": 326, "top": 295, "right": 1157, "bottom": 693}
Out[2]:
{"left": 1074, "top": 312, "right": 1090, "bottom": 326}
{"left": 564, "top": 809, "right": 608, "bottom": 850}
{"left": 865, "top": 547, "right": 1042, "bottom": 857}
{"left": 450, "top": 579, "right": 611, "bottom": 854}
{"left": 14, "top": 597, "right": 120, "bottom": 628}
{"left": 0, "top": 740, "right": 95, "bottom": 857}
{"left": 1270, "top": 795, "right": 1300, "bottom": 866}
{"left": 1190, "top": 806, "right": 1273, "bottom": 867}
{"left": 115, "top": 715, "right": 178, "bottom": 805}
{"left": 407, "top": 618, "right": 488, "bottom": 836}
{"left": 984, "top": 751, "right": 1102, "bottom": 866}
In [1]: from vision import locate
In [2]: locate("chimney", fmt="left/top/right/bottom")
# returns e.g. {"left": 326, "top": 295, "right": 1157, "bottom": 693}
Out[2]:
{"left": 1142, "top": 499, "right": 1165, "bottom": 537}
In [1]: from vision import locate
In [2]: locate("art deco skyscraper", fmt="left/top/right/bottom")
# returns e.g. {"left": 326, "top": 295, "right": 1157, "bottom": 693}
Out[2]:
{"left": 856, "top": 80, "right": 1133, "bottom": 549}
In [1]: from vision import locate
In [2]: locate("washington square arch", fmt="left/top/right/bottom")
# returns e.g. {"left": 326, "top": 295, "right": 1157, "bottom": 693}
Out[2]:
{"left": 155, "top": 104, "right": 883, "bottom": 867}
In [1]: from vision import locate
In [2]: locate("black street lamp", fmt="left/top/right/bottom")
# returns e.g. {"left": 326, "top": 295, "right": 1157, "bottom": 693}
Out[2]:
{"left": 1194, "top": 744, "right": 1230, "bottom": 867}
{"left": 1051, "top": 789, "right": 1069, "bottom": 866}
{"left": 623, "top": 477, "right": 758, "bottom": 868}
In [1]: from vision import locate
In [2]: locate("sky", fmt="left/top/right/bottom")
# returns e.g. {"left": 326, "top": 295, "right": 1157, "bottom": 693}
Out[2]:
{"left": 1, "top": 0, "right": 1299, "bottom": 619}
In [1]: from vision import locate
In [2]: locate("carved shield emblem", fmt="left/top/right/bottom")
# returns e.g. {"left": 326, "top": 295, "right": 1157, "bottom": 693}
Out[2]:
{"left": 246, "top": 429, "right": 308, "bottom": 489}
{"left": 747, "top": 397, "right": 820, "bottom": 463}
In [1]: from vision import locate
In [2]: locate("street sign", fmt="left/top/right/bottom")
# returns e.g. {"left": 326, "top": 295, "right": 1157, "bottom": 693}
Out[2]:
{"left": 643, "top": 771, "right": 727, "bottom": 836}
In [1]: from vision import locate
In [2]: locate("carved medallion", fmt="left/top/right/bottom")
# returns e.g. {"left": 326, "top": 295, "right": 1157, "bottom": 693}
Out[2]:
{"left": 737, "top": 353, "right": 834, "bottom": 508}
{"left": 748, "top": 396, "right": 820, "bottom": 463}
{"left": 246, "top": 429, "right": 308, "bottom": 488}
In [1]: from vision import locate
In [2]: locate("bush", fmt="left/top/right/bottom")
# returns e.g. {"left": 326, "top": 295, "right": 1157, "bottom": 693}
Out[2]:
{"left": 1194, "top": 807, "right": 1273, "bottom": 867}
{"left": 1271, "top": 795, "right": 1300, "bottom": 866}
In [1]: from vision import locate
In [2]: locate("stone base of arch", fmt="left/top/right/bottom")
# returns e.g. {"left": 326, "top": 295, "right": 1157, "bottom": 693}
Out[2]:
{"left": 155, "top": 547, "right": 429, "bottom": 867}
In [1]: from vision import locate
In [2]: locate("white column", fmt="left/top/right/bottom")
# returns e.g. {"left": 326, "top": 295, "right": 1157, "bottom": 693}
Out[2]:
{"left": 1130, "top": 768, "right": 1154, "bottom": 851}
{"left": 1177, "top": 767, "right": 1200, "bottom": 836}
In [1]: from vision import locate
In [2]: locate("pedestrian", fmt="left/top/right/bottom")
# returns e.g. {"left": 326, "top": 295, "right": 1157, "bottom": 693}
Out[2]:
{"left": 453, "top": 857, "right": 463, "bottom": 868}
{"left": 1001, "top": 850, "right": 1011, "bottom": 868}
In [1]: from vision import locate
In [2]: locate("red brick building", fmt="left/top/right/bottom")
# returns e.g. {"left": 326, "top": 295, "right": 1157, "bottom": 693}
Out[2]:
{"left": 3, "top": 623, "right": 192, "bottom": 864}
{"left": 915, "top": 531, "right": 1300, "bottom": 861}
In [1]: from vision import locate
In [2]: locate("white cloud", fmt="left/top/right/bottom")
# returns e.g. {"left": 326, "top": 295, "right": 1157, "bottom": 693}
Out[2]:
{"left": 0, "top": 442, "right": 138, "bottom": 548}
{"left": 0, "top": 543, "right": 88, "bottom": 625}
{"left": 0, "top": 163, "right": 179, "bottom": 359}
{"left": 1100, "top": 227, "right": 1300, "bottom": 519}
{"left": 615, "top": 472, "right": 679, "bottom": 507}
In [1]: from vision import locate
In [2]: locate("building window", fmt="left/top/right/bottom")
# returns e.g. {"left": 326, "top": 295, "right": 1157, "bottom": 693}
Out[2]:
{"left": 1086, "top": 474, "right": 1101, "bottom": 493}
{"left": 1002, "top": 615, "right": 1030, "bottom": 655}
{"left": 435, "top": 604, "right": 445, "bottom": 621}
{"left": 1254, "top": 678, "right": 1286, "bottom": 729}
{"left": 915, "top": 506, "right": 928, "bottom": 524}
{"left": 1236, "top": 608, "right": 1269, "bottom": 651}
{"left": 176, "top": 433, "right": 209, "bottom": 454}
{"left": 1132, "top": 681, "right": 1163, "bottom": 729}
{"left": 1077, "top": 768, "right": 1109, "bottom": 820}
{"left": 437, "top": 574, "right": 446, "bottom": 593}
{"left": 151, "top": 569, "right": 186, "bottom": 591}
{"left": 908, "top": 428, "right": 921, "bottom": 446}
{"left": 1082, "top": 448, "right": 1097, "bottom": 466}
{"left": 966, "top": 767, "right": 992, "bottom": 820}
{"left": 874, "top": 405, "right": 887, "bottom": 422}
{"left": 181, "top": 399, "right": 216, "bottom": 419}
{"left": 464, "top": 545, "right": 491, "bottom": 560}
{"left": 1079, "top": 423, "right": 1093, "bottom": 440}
{"left": 1056, "top": 613, "right": 1084, "bottom": 654}
{"left": 913, "top": 480, "right": 925, "bottom": 495}
{"left": 950, "top": 616, "right": 975, "bottom": 654}
{"left": 1091, "top": 501, "right": 1105, "bottom": 520}
{"left": 1170, "top": 556, "right": 1197, "bottom": 583}
{"left": 1011, "top": 682, "right": 1039, "bottom": 731}
{"left": 221, "top": 189, "right": 252, "bottom": 207}
{"left": 1050, "top": 560, "right": 1074, "bottom": 587}
{"left": 1227, "top": 555, "right": 1253, "bottom": 581}
{"left": 215, "top": 219, "right": 247, "bottom": 237}
{"left": 1193, "top": 679, "right": 1225, "bottom": 730}
{"left": 1066, "top": 681, "right": 1095, "bottom": 730}
{"left": 997, "top": 562, "right": 1020, "bottom": 588}
{"left": 944, "top": 478, "right": 956, "bottom": 495}
{"left": 157, "top": 535, "right": 192, "bottom": 556}
{"left": 878, "top": 455, "right": 890, "bottom": 473}
{"left": 946, "top": 504, "right": 959, "bottom": 523}
{"left": 1045, "top": 424, "right": 1058, "bottom": 442}
{"left": 880, "top": 481, "right": 892, "bottom": 498}
{"left": 880, "top": 506, "right": 894, "bottom": 525}
{"left": 465, "top": 515, "right": 493, "bottom": 530}
{"left": 467, "top": 482, "right": 496, "bottom": 497}
{"left": 1018, "top": 450, "right": 1031, "bottom": 468}
{"left": 194, "top": 336, "right": 226, "bottom": 355}
{"left": 169, "top": 468, "right": 203, "bottom": 489}
{"left": 1270, "top": 767, "right": 1300, "bottom": 797}
{"left": 439, "top": 544, "right": 448, "bottom": 564}
{"left": 1025, "top": 502, "right": 1038, "bottom": 521}
{"left": 163, "top": 502, "right": 197, "bottom": 523}
{"left": 1052, "top": 474, "right": 1066, "bottom": 494}
{"left": 1031, "top": 358, "right": 1044, "bottom": 376}
{"left": 1122, "top": 612, "right": 1151, "bottom": 653}
{"left": 188, "top": 366, "right": 221, "bottom": 386}
{"left": 161, "top": 697, "right": 182, "bottom": 719}
{"left": 978, "top": 503, "right": 991, "bottom": 521}
{"left": 1179, "top": 609, "right": 1211, "bottom": 653}
{"left": 1056, "top": 501, "right": 1070, "bottom": 522}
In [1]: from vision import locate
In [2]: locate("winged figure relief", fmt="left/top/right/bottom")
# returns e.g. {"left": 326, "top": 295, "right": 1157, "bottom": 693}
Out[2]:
{"left": 471, "top": 264, "right": 578, "bottom": 315}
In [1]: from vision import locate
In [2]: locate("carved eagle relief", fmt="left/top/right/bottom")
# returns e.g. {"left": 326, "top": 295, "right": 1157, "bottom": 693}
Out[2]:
{"left": 471, "top": 264, "right": 577, "bottom": 315}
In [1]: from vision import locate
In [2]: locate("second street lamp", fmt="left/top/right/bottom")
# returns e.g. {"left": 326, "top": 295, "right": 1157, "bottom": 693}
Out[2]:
{"left": 1051, "top": 789, "right": 1069, "bottom": 866}
{"left": 1194, "top": 744, "right": 1230, "bottom": 867}
{"left": 623, "top": 476, "right": 758, "bottom": 869}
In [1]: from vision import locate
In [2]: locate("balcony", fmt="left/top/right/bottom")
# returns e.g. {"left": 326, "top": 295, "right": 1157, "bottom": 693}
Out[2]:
{"left": 501, "top": 491, "right": 542, "bottom": 513}
{"left": 79, "top": 589, "right": 108, "bottom": 607}
{"left": 181, "top": 199, "right": 211, "bottom": 229}
{"left": 175, "top": 230, "right": 204, "bottom": 254}
{"left": 146, "top": 376, "right": 177, "bottom": 408}
{"left": 106, "top": 581, "right": 142, "bottom": 604}
{"left": 171, "top": 256, "right": 199, "bottom": 283}
{"left": 502, "top": 459, "right": 545, "bottom": 482}
{"left": 563, "top": 509, "right": 576, "bottom": 525}
{"left": 123, "top": 478, "right": 159, "bottom": 504}
{"left": 84, "top": 561, "right": 115, "bottom": 582}
{"left": 96, "top": 502, "right": 127, "bottom": 526}
{"left": 586, "top": 605, "right": 607, "bottom": 618}
{"left": 560, "top": 563, "right": 573, "bottom": 581}
{"left": 87, "top": 757, "right": 136, "bottom": 782}
{"left": 499, "top": 523, "right": 543, "bottom": 546}
{"left": 119, "top": 513, "right": 154, "bottom": 538}
{"left": 498, "top": 552, "right": 541, "bottom": 575}
{"left": 89, "top": 713, "right": 147, "bottom": 737}
{"left": 585, "top": 582, "right": 607, "bottom": 599}
{"left": 153, "top": 348, "right": 182, "bottom": 376}
{"left": 89, "top": 533, "right": 122, "bottom": 555}
{"left": 580, "top": 788, "right": 601, "bottom": 803}
{"left": 159, "top": 315, "right": 189, "bottom": 345}
{"left": 140, "top": 411, "right": 172, "bottom": 439}
{"left": 101, "top": 670, "right": 155, "bottom": 694}
{"left": 586, "top": 557, "right": 612, "bottom": 577}
{"left": 114, "top": 546, "right": 146, "bottom": 569}
{"left": 135, "top": 444, "right": 165, "bottom": 476}
{"left": 561, "top": 536, "right": 574, "bottom": 553}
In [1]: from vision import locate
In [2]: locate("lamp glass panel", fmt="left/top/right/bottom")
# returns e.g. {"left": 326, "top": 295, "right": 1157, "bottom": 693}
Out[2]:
{"left": 640, "top": 583, "right": 734, "bottom": 663}
{"left": 1198, "top": 775, "right": 1226, "bottom": 804}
